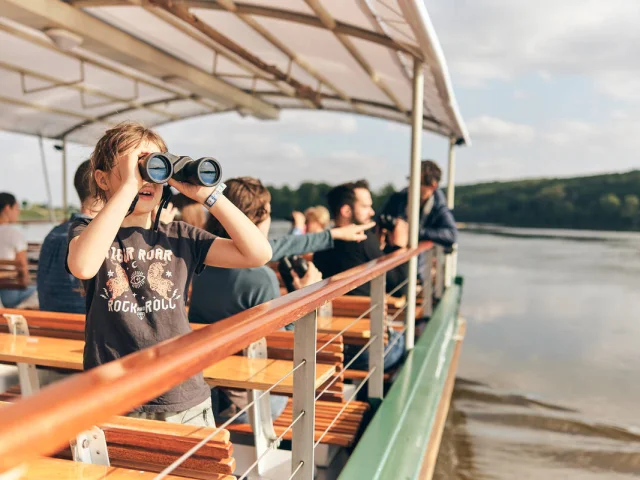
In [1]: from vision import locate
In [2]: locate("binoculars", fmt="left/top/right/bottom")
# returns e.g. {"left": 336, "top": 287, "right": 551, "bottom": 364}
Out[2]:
{"left": 139, "top": 153, "right": 222, "bottom": 187}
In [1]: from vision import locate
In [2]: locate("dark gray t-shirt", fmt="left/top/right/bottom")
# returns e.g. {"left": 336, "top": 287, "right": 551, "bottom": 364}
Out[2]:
{"left": 68, "top": 218, "right": 216, "bottom": 413}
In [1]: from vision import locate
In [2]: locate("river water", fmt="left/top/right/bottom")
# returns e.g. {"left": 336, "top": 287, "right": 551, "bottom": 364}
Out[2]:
{"left": 18, "top": 222, "right": 640, "bottom": 478}
{"left": 435, "top": 226, "right": 640, "bottom": 479}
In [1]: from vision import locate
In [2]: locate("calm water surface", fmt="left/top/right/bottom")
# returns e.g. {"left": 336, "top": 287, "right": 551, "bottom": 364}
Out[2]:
{"left": 19, "top": 222, "right": 640, "bottom": 478}
{"left": 435, "top": 227, "right": 640, "bottom": 479}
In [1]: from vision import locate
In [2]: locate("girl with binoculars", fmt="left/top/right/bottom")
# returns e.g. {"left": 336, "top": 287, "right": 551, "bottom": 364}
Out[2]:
{"left": 66, "top": 121, "right": 271, "bottom": 426}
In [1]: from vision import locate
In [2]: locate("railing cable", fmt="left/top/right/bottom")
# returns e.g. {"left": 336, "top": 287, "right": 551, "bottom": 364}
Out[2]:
{"left": 238, "top": 410, "right": 305, "bottom": 480}
{"left": 154, "top": 360, "right": 305, "bottom": 479}
{"left": 386, "top": 277, "right": 409, "bottom": 298}
{"left": 316, "top": 303, "right": 379, "bottom": 354}
{"left": 314, "top": 366, "right": 377, "bottom": 448}
{"left": 288, "top": 460, "right": 304, "bottom": 480}
{"left": 315, "top": 335, "right": 377, "bottom": 402}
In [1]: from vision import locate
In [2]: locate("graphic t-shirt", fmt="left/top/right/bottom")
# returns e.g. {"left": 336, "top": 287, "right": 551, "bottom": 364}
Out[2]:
{"left": 68, "top": 219, "right": 216, "bottom": 413}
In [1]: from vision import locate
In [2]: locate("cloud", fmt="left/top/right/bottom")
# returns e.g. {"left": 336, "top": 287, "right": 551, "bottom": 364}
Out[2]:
{"left": 467, "top": 116, "right": 535, "bottom": 144}
{"left": 427, "top": 0, "right": 640, "bottom": 100}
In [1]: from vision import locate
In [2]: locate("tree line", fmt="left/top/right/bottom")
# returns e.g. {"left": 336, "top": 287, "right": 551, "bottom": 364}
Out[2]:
{"left": 268, "top": 170, "right": 640, "bottom": 232}
{"left": 267, "top": 182, "right": 397, "bottom": 220}
{"left": 454, "top": 170, "right": 640, "bottom": 231}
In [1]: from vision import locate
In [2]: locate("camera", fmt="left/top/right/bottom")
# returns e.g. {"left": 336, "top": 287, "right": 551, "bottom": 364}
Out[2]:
{"left": 377, "top": 213, "right": 398, "bottom": 231}
{"left": 139, "top": 153, "right": 222, "bottom": 187}
{"left": 278, "top": 255, "right": 309, "bottom": 293}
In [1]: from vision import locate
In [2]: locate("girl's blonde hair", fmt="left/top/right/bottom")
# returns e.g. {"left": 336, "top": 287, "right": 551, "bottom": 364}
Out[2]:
{"left": 305, "top": 205, "right": 330, "bottom": 229}
{"left": 89, "top": 122, "right": 167, "bottom": 202}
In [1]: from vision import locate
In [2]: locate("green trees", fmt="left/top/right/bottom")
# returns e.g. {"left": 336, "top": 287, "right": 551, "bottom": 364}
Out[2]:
{"left": 267, "top": 170, "right": 640, "bottom": 231}
{"left": 267, "top": 182, "right": 395, "bottom": 220}
{"left": 454, "top": 170, "right": 640, "bottom": 231}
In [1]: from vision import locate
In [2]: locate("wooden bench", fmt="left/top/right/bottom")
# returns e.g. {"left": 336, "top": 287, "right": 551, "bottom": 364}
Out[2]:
{"left": 227, "top": 398, "right": 369, "bottom": 448}
{"left": 0, "top": 309, "right": 346, "bottom": 401}
{"left": 331, "top": 295, "right": 424, "bottom": 320}
{"left": 0, "top": 260, "right": 33, "bottom": 291}
{"left": 0, "top": 400, "right": 235, "bottom": 479}
{"left": 0, "top": 332, "right": 335, "bottom": 393}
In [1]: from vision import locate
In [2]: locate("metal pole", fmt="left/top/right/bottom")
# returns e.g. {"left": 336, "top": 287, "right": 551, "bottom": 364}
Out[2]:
{"left": 445, "top": 138, "right": 457, "bottom": 286}
{"left": 422, "top": 248, "right": 433, "bottom": 319}
{"left": 405, "top": 58, "right": 424, "bottom": 352}
{"left": 38, "top": 136, "right": 56, "bottom": 223}
{"left": 446, "top": 138, "right": 456, "bottom": 209}
{"left": 435, "top": 245, "right": 445, "bottom": 300}
{"left": 368, "top": 274, "right": 386, "bottom": 400}
{"left": 62, "top": 138, "right": 68, "bottom": 215}
{"left": 292, "top": 310, "right": 317, "bottom": 479}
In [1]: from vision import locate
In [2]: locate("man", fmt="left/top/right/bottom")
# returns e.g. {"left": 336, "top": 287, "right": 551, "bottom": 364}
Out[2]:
{"left": 37, "top": 160, "right": 100, "bottom": 313}
{"left": 380, "top": 160, "right": 457, "bottom": 247}
{"left": 313, "top": 180, "right": 407, "bottom": 371}
{"left": 313, "top": 180, "right": 408, "bottom": 297}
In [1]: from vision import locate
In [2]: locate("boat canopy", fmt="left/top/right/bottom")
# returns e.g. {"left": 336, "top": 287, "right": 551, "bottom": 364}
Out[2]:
{"left": 0, "top": 0, "right": 469, "bottom": 146}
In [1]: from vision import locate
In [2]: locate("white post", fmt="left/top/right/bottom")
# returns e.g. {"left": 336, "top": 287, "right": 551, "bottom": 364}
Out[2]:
{"left": 445, "top": 138, "right": 457, "bottom": 286}
{"left": 368, "top": 274, "right": 386, "bottom": 399}
{"left": 62, "top": 138, "right": 68, "bottom": 215}
{"left": 292, "top": 310, "right": 317, "bottom": 479}
{"left": 405, "top": 58, "right": 424, "bottom": 352}
{"left": 38, "top": 136, "right": 56, "bottom": 223}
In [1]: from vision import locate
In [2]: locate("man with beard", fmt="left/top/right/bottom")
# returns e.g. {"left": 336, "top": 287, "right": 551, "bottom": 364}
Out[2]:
{"left": 313, "top": 180, "right": 408, "bottom": 297}
{"left": 313, "top": 179, "right": 408, "bottom": 370}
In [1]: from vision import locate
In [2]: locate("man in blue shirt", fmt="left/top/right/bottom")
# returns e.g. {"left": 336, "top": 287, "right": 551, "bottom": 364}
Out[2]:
{"left": 379, "top": 160, "right": 457, "bottom": 284}
{"left": 37, "top": 160, "right": 99, "bottom": 313}
{"left": 379, "top": 160, "right": 457, "bottom": 248}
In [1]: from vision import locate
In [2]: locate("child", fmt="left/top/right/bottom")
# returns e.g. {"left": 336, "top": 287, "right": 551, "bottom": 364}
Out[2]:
{"left": 66, "top": 122, "right": 272, "bottom": 426}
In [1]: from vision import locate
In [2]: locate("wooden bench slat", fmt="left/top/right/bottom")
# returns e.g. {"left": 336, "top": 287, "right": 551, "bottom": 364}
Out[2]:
{"left": 0, "top": 332, "right": 335, "bottom": 393}
{"left": 227, "top": 399, "right": 369, "bottom": 448}
{"left": 0, "top": 400, "right": 235, "bottom": 473}
{"left": 16, "top": 457, "right": 214, "bottom": 479}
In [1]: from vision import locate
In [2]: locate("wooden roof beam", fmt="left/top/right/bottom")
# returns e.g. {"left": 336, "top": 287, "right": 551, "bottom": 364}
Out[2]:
{"left": 305, "top": 0, "right": 407, "bottom": 114}
{"left": 134, "top": 1, "right": 314, "bottom": 108}
{"left": 0, "top": 0, "right": 279, "bottom": 119}
{"left": 149, "top": 0, "right": 322, "bottom": 108}
{"left": 0, "top": 61, "right": 180, "bottom": 122}
{"left": 213, "top": 0, "right": 367, "bottom": 113}
{"left": 0, "top": 22, "right": 217, "bottom": 114}
{"left": 0, "top": 95, "right": 100, "bottom": 122}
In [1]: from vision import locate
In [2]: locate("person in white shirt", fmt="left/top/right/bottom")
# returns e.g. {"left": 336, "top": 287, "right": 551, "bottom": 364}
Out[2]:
{"left": 0, "top": 193, "right": 36, "bottom": 308}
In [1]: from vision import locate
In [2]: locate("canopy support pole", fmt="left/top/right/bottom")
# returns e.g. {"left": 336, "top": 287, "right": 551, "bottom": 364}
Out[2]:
{"left": 38, "top": 135, "right": 56, "bottom": 224}
{"left": 445, "top": 139, "right": 457, "bottom": 287}
{"left": 405, "top": 58, "right": 424, "bottom": 352}
{"left": 62, "top": 138, "right": 68, "bottom": 215}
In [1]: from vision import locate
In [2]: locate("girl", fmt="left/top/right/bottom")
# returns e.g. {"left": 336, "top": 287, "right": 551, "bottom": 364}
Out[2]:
{"left": 66, "top": 122, "right": 271, "bottom": 426}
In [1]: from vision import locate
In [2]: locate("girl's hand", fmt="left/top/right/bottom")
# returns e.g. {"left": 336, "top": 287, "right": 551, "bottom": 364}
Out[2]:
{"left": 330, "top": 221, "right": 376, "bottom": 242}
{"left": 119, "top": 150, "right": 144, "bottom": 192}
{"left": 168, "top": 178, "right": 214, "bottom": 205}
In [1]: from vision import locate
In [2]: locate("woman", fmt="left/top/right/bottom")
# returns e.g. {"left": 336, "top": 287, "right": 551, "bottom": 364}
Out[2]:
{"left": 0, "top": 193, "right": 37, "bottom": 308}
{"left": 305, "top": 205, "right": 330, "bottom": 233}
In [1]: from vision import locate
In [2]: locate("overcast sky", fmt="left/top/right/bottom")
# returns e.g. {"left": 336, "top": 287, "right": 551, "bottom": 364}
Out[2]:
{"left": 3, "top": 0, "right": 640, "bottom": 206}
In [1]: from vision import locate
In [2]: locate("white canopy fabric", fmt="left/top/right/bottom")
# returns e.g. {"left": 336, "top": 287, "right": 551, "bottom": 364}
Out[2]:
{"left": 0, "top": 0, "right": 469, "bottom": 146}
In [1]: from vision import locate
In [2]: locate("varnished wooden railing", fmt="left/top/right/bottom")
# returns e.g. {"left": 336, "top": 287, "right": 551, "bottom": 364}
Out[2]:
{"left": 0, "top": 242, "right": 433, "bottom": 472}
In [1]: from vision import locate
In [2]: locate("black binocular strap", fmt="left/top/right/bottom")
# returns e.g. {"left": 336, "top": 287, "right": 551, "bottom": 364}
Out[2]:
{"left": 124, "top": 185, "right": 172, "bottom": 232}
{"left": 152, "top": 185, "right": 173, "bottom": 232}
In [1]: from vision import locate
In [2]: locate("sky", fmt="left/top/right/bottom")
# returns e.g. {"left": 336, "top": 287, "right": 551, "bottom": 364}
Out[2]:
{"left": 2, "top": 0, "right": 640, "bottom": 206}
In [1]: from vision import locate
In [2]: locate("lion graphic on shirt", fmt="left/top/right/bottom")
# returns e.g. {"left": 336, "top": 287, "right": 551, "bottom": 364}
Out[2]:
{"left": 148, "top": 261, "right": 174, "bottom": 300}
{"left": 106, "top": 263, "right": 130, "bottom": 300}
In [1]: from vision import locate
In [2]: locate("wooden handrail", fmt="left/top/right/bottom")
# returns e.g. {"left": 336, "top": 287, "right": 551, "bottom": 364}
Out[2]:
{"left": 0, "top": 242, "right": 433, "bottom": 472}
